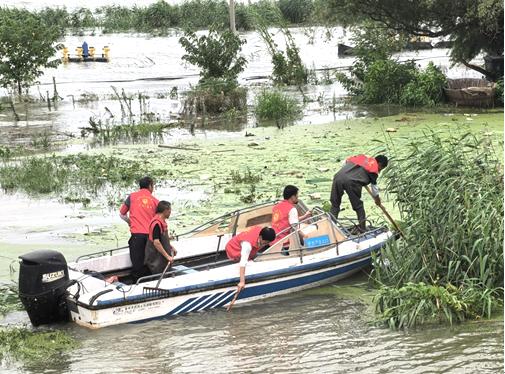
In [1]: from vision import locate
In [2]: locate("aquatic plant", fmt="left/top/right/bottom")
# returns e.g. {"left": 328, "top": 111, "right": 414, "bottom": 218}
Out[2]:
{"left": 0, "top": 328, "right": 77, "bottom": 364}
{"left": 0, "top": 284, "right": 22, "bottom": 317}
{"left": 231, "top": 168, "right": 263, "bottom": 184}
{"left": 81, "top": 118, "right": 170, "bottom": 145}
{"left": 0, "top": 153, "right": 170, "bottom": 197}
{"left": 185, "top": 79, "right": 248, "bottom": 114}
{"left": 373, "top": 131, "right": 504, "bottom": 328}
{"left": 255, "top": 89, "right": 301, "bottom": 128}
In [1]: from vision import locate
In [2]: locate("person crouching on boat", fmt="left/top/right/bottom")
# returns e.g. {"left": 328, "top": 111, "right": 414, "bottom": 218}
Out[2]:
{"left": 225, "top": 226, "right": 276, "bottom": 292}
{"left": 330, "top": 154, "right": 388, "bottom": 232}
{"left": 120, "top": 176, "right": 159, "bottom": 281}
{"left": 271, "top": 185, "right": 312, "bottom": 255}
{"left": 144, "top": 201, "right": 178, "bottom": 275}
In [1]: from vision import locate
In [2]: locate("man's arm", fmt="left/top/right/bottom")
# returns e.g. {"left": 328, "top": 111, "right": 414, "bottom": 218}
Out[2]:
{"left": 119, "top": 195, "right": 131, "bottom": 225}
{"left": 152, "top": 224, "right": 173, "bottom": 263}
{"left": 368, "top": 173, "right": 382, "bottom": 205}
{"left": 237, "top": 241, "right": 252, "bottom": 290}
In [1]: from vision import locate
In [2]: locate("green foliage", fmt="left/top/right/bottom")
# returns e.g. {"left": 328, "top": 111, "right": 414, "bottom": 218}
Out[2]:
{"left": 278, "top": 0, "right": 314, "bottom": 23}
{"left": 375, "top": 282, "right": 502, "bottom": 329}
{"left": 336, "top": 24, "right": 446, "bottom": 106}
{"left": 179, "top": 28, "right": 247, "bottom": 82}
{"left": 80, "top": 120, "right": 169, "bottom": 145}
{"left": 0, "top": 284, "right": 22, "bottom": 317}
{"left": 316, "top": 0, "right": 504, "bottom": 80}
{"left": 257, "top": 24, "right": 308, "bottom": 85}
{"left": 255, "top": 89, "right": 301, "bottom": 127}
{"left": 373, "top": 132, "right": 504, "bottom": 328}
{"left": 399, "top": 63, "right": 447, "bottom": 106}
{"left": 495, "top": 77, "right": 504, "bottom": 105}
{"left": 231, "top": 168, "right": 263, "bottom": 184}
{"left": 0, "top": 153, "right": 170, "bottom": 197}
{"left": 0, "top": 8, "right": 63, "bottom": 94}
{"left": 0, "top": 328, "right": 77, "bottom": 363}
{"left": 187, "top": 78, "right": 248, "bottom": 114}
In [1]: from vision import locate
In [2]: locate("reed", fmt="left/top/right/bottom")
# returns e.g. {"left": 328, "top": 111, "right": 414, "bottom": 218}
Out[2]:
{"left": 373, "top": 131, "right": 503, "bottom": 328}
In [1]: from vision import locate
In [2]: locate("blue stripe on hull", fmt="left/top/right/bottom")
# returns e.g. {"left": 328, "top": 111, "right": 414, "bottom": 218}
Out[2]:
{"left": 130, "top": 255, "right": 372, "bottom": 324}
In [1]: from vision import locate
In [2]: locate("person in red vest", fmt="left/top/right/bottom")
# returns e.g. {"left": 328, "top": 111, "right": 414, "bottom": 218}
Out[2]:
{"left": 119, "top": 176, "right": 159, "bottom": 281}
{"left": 271, "top": 185, "right": 312, "bottom": 255}
{"left": 144, "top": 201, "right": 178, "bottom": 275}
{"left": 225, "top": 226, "right": 276, "bottom": 292}
{"left": 330, "top": 155, "right": 388, "bottom": 232}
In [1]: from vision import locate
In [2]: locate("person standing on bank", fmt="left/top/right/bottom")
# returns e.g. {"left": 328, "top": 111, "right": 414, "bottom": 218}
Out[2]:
{"left": 330, "top": 154, "right": 388, "bottom": 232}
{"left": 119, "top": 176, "right": 159, "bottom": 281}
{"left": 144, "top": 201, "right": 177, "bottom": 275}
{"left": 271, "top": 185, "right": 312, "bottom": 255}
{"left": 225, "top": 226, "right": 276, "bottom": 292}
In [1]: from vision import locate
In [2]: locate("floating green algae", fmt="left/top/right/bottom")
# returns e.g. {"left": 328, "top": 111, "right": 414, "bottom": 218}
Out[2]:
{"left": 0, "top": 327, "right": 78, "bottom": 365}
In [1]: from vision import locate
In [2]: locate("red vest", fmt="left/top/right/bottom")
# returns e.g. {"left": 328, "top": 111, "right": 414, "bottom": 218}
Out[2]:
{"left": 271, "top": 200, "right": 295, "bottom": 245}
{"left": 226, "top": 226, "right": 263, "bottom": 262}
{"left": 347, "top": 154, "right": 379, "bottom": 174}
{"left": 148, "top": 215, "right": 168, "bottom": 242}
{"left": 126, "top": 189, "right": 159, "bottom": 234}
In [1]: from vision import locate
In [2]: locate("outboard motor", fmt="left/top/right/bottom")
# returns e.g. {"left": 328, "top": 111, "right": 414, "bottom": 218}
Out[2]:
{"left": 18, "top": 250, "right": 70, "bottom": 326}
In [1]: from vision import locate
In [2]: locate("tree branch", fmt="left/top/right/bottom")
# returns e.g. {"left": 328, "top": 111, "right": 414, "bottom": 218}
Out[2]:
{"left": 458, "top": 59, "right": 494, "bottom": 80}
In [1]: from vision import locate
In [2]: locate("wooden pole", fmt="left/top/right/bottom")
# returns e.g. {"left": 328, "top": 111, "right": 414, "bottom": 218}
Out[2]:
{"left": 365, "top": 186, "right": 406, "bottom": 238}
{"left": 229, "top": 0, "right": 236, "bottom": 33}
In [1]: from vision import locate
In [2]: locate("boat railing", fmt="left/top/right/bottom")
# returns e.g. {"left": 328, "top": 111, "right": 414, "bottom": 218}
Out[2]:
{"left": 135, "top": 223, "right": 388, "bottom": 285}
{"left": 174, "top": 200, "right": 277, "bottom": 238}
{"left": 75, "top": 245, "right": 129, "bottom": 263}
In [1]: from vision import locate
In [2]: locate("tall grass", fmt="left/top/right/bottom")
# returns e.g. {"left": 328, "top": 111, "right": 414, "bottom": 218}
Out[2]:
{"left": 15, "top": 0, "right": 326, "bottom": 35}
{"left": 255, "top": 90, "right": 301, "bottom": 128}
{"left": 373, "top": 132, "right": 503, "bottom": 328}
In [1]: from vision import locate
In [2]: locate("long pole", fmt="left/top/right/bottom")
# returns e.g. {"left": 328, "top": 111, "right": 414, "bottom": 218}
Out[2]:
{"left": 365, "top": 186, "right": 406, "bottom": 238}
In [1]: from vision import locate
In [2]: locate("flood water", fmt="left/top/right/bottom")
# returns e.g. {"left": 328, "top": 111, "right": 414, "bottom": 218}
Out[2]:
{"left": 0, "top": 26, "right": 482, "bottom": 146}
{"left": 1, "top": 2, "right": 502, "bottom": 372}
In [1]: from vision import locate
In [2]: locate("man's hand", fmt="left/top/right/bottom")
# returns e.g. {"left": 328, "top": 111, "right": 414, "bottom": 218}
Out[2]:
{"left": 237, "top": 281, "right": 245, "bottom": 292}
{"left": 374, "top": 196, "right": 381, "bottom": 206}
{"left": 165, "top": 255, "right": 174, "bottom": 265}
{"left": 301, "top": 210, "right": 312, "bottom": 220}
{"left": 171, "top": 246, "right": 177, "bottom": 257}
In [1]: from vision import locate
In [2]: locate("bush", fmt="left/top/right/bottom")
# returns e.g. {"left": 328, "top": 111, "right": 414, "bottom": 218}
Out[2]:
{"left": 336, "top": 23, "right": 446, "bottom": 106}
{"left": 179, "top": 28, "right": 247, "bottom": 82}
{"left": 255, "top": 89, "right": 301, "bottom": 127}
{"left": 400, "top": 62, "right": 446, "bottom": 106}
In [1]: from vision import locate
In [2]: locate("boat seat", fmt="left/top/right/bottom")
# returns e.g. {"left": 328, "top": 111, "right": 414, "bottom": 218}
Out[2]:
{"left": 172, "top": 265, "right": 198, "bottom": 274}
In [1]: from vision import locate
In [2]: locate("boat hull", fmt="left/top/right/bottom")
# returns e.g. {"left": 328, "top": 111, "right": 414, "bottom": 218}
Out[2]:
{"left": 69, "top": 250, "right": 374, "bottom": 329}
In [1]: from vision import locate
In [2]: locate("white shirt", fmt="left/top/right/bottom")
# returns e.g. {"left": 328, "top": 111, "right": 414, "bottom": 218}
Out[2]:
{"left": 239, "top": 241, "right": 252, "bottom": 267}
{"left": 288, "top": 207, "right": 299, "bottom": 225}
{"left": 370, "top": 184, "right": 380, "bottom": 197}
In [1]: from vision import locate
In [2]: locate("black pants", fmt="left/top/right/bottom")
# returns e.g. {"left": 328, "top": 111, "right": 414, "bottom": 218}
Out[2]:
{"left": 330, "top": 177, "right": 366, "bottom": 230}
{"left": 128, "top": 233, "right": 150, "bottom": 281}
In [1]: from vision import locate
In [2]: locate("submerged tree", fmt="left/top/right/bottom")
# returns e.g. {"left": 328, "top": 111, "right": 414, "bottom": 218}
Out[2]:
{"left": 179, "top": 27, "right": 247, "bottom": 82}
{"left": 0, "top": 8, "right": 63, "bottom": 95}
{"left": 321, "top": 0, "right": 504, "bottom": 80}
